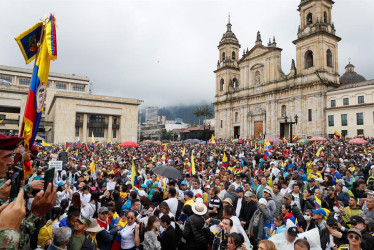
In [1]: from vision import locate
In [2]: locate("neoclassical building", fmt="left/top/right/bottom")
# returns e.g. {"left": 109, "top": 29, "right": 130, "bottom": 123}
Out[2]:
{"left": 213, "top": 0, "right": 370, "bottom": 139}
{"left": 0, "top": 65, "right": 140, "bottom": 143}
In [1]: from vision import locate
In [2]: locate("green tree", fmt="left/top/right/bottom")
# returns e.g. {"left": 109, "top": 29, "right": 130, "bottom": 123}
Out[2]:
{"left": 193, "top": 107, "right": 203, "bottom": 125}
{"left": 201, "top": 105, "right": 213, "bottom": 123}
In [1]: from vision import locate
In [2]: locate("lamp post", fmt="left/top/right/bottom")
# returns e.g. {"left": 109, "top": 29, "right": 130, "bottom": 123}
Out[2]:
{"left": 284, "top": 114, "right": 298, "bottom": 143}
{"left": 203, "top": 122, "right": 211, "bottom": 143}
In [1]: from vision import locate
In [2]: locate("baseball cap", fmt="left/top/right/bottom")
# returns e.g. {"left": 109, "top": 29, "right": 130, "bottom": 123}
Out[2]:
{"left": 98, "top": 207, "right": 109, "bottom": 213}
{"left": 258, "top": 198, "right": 267, "bottom": 206}
{"left": 287, "top": 226, "right": 298, "bottom": 237}
{"left": 312, "top": 208, "right": 326, "bottom": 216}
{"left": 235, "top": 187, "right": 244, "bottom": 193}
{"left": 348, "top": 228, "right": 362, "bottom": 238}
{"left": 308, "top": 178, "right": 315, "bottom": 182}
{"left": 327, "top": 186, "right": 335, "bottom": 191}
{"left": 58, "top": 181, "right": 66, "bottom": 188}
{"left": 315, "top": 178, "right": 324, "bottom": 183}
{"left": 181, "top": 181, "right": 188, "bottom": 186}
{"left": 348, "top": 216, "right": 365, "bottom": 225}
{"left": 184, "top": 191, "right": 194, "bottom": 198}
{"left": 244, "top": 191, "right": 253, "bottom": 197}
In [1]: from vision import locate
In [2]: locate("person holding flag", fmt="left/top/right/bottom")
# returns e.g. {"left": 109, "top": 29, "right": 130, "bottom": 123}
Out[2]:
{"left": 17, "top": 14, "right": 57, "bottom": 178}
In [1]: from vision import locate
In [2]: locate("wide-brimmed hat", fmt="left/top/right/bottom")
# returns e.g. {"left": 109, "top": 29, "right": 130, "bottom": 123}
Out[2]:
{"left": 223, "top": 198, "right": 233, "bottom": 206}
{"left": 192, "top": 202, "right": 207, "bottom": 216}
{"left": 86, "top": 219, "right": 103, "bottom": 233}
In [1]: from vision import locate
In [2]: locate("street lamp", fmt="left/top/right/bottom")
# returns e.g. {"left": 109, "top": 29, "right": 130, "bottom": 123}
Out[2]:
{"left": 284, "top": 114, "right": 298, "bottom": 143}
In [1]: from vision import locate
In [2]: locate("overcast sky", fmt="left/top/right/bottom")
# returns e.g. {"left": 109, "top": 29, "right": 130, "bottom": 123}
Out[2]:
{"left": 1, "top": 0, "right": 373, "bottom": 107}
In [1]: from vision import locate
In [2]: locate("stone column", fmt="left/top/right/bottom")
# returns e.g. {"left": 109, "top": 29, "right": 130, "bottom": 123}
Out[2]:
{"left": 295, "top": 96, "right": 302, "bottom": 137}
{"left": 108, "top": 115, "right": 113, "bottom": 142}
{"left": 83, "top": 114, "right": 88, "bottom": 143}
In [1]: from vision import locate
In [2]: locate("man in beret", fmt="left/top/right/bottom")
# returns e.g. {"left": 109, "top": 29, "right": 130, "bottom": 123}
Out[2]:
{"left": 0, "top": 133, "right": 57, "bottom": 249}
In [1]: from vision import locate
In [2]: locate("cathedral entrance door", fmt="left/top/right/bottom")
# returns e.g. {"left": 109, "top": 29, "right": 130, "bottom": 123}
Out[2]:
{"left": 234, "top": 126, "right": 240, "bottom": 138}
{"left": 280, "top": 123, "right": 289, "bottom": 139}
{"left": 253, "top": 121, "right": 263, "bottom": 139}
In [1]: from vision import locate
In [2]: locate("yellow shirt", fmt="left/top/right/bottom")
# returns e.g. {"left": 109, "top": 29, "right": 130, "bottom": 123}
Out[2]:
{"left": 185, "top": 199, "right": 194, "bottom": 207}
{"left": 308, "top": 172, "right": 322, "bottom": 180}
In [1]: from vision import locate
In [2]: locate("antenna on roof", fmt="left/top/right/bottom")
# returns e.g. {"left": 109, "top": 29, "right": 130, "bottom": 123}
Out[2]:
{"left": 228, "top": 12, "right": 230, "bottom": 24}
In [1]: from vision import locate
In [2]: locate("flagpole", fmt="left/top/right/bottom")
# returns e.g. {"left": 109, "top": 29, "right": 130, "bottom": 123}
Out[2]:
{"left": 19, "top": 23, "right": 45, "bottom": 138}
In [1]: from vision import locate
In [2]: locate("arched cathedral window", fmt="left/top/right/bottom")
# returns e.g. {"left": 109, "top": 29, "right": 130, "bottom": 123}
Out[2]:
{"left": 232, "top": 51, "right": 236, "bottom": 60}
{"left": 324, "top": 11, "right": 328, "bottom": 23}
{"left": 307, "top": 13, "right": 313, "bottom": 25}
{"left": 326, "top": 49, "right": 332, "bottom": 67}
{"left": 233, "top": 78, "right": 238, "bottom": 89}
{"left": 220, "top": 79, "right": 224, "bottom": 91}
{"left": 305, "top": 50, "right": 314, "bottom": 68}
{"left": 222, "top": 52, "right": 226, "bottom": 61}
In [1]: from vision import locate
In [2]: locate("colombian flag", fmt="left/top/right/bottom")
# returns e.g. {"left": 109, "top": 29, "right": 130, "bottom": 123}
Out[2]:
{"left": 20, "top": 15, "right": 57, "bottom": 151}
{"left": 292, "top": 135, "right": 300, "bottom": 143}
{"left": 316, "top": 147, "right": 323, "bottom": 157}
{"left": 334, "top": 130, "right": 341, "bottom": 139}
{"left": 190, "top": 152, "right": 196, "bottom": 175}
{"left": 131, "top": 161, "right": 139, "bottom": 188}
{"left": 314, "top": 195, "right": 321, "bottom": 209}
{"left": 222, "top": 152, "right": 228, "bottom": 167}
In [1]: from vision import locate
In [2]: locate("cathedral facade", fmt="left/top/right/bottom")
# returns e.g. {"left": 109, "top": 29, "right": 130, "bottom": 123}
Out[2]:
{"left": 214, "top": 0, "right": 342, "bottom": 139}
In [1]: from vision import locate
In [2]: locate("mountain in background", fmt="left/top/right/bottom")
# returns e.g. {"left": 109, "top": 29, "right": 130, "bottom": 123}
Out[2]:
{"left": 140, "top": 103, "right": 214, "bottom": 125}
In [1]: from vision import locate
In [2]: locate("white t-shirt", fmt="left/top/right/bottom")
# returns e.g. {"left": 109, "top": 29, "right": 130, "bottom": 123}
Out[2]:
{"left": 292, "top": 193, "right": 301, "bottom": 210}
{"left": 233, "top": 182, "right": 242, "bottom": 190}
{"left": 80, "top": 193, "right": 91, "bottom": 206}
{"left": 191, "top": 188, "right": 203, "bottom": 197}
{"left": 120, "top": 222, "right": 136, "bottom": 249}
{"left": 165, "top": 197, "right": 178, "bottom": 217}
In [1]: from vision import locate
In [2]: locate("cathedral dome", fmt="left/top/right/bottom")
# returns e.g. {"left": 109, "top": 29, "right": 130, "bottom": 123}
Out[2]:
{"left": 340, "top": 63, "right": 366, "bottom": 85}
{"left": 219, "top": 22, "right": 240, "bottom": 47}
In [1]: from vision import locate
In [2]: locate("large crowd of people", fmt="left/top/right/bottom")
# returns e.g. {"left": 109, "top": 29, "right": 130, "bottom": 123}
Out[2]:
{"left": 0, "top": 132, "right": 374, "bottom": 250}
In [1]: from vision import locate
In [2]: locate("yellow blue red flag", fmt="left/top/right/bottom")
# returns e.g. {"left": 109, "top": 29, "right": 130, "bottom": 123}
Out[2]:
{"left": 20, "top": 14, "right": 57, "bottom": 150}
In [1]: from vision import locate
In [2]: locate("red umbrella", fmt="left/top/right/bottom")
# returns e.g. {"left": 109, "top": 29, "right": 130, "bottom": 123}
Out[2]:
{"left": 120, "top": 141, "right": 139, "bottom": 147}
{"left": 348, "top": 138, "right": 369, "bottom": 145}
{"left": 308, "top": 137, "right": 327, "bottom": 142}
{"left": 143, "top": 140, "right": 153, "bottom": 143}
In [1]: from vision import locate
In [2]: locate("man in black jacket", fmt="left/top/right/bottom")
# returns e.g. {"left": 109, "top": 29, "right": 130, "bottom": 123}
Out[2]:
{"left": 239, "top": 191, "right": 257, "bottom": 230}
{"left": 160, "top": 215, "right": 177, "bottom": 250}
{"left": 183, "top": 202, "right": 209, "bottom": 250}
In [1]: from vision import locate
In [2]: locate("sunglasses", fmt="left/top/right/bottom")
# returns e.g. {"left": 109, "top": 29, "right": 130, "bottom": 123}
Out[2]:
{"left": 348, "top": 234, "right": 360, "bottom": 241}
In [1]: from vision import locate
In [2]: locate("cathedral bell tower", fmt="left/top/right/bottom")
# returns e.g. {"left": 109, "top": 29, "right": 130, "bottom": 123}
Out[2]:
{"left": 293, "top": 0, "right": 341, "bottom": 83}
{"left": 214, "top": 17, "right": 241, "bottom": 96}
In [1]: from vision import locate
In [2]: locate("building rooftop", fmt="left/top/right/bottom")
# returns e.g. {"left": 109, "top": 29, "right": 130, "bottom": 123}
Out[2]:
{"left": 329, "top": 79, "right": 374, "bottom": 92}
{"left": 0, "top": 65, "right": 90, "bottom": 82}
